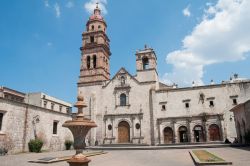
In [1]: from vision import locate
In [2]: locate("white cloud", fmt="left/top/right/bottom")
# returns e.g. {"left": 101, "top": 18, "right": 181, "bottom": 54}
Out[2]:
{"left": 44, "top": 0, "right": 49, "bottom": 7}
{"left": 54, "top": 3, "right": 61, "bottom": 18}
{"left": 66, "top": 1, "right": 74, "bottom": 8}
{"left": 84, "top": 0, "right": 108, "bottom": 15}
{"left": 183, "top": 5, "right": 191, "bottom": 17}
{"left": 162, "top": 0, "right": 250, "bottom": 86}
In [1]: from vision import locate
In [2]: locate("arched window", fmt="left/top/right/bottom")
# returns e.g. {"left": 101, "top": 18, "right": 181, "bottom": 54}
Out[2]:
{"left": 121, "top": 76, "right": 125, "bottom": 85}
{"left": 87, "top": 56, "right": 90, "bottom": 69}
{"left": 142, "top": 57, "right": 149, "bottom": 70}
{"left": 98, "top": 25, "right": 101, "bottom": 29}
{"left": 90, "top": 36, "right": 94, "bottom": 43}
{"left": 93, "top": 55, "right": 97, "bottom": 68}
{"left": 120, "top": 93, "right": 126, "bottom": 106}
{"left": 91, "top": 25, "right": 94, "bottom": 30}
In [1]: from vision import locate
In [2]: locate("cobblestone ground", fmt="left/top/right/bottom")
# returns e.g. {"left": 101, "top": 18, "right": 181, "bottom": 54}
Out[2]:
{"left": 1, "top": 147, "right": 250, "bottom": 166}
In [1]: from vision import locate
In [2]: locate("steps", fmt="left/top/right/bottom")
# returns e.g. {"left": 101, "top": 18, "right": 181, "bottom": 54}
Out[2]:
{"left": 87, "top": 143, "right": 232, "bottom": 150}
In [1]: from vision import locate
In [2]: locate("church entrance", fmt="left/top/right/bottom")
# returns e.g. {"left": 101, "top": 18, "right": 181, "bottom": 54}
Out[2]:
{"left": 179, "top": 126, "right": 188, "bottom": 143}
{"left": 163, "top": 127, "right": 173, "bottom": 144}
{"left": 193, "top": 125, "right": 204, "bottom": 142}
{"left": 209, "top": 124, "right": 221, "bottom": 141}
{"left": 118, "top": 121, "right": 130, "bottom": 143}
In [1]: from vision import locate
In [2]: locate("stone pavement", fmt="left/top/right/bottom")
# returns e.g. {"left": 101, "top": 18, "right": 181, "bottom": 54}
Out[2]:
{"left": 1, "top": 147, "right": 250, "bottom": 166}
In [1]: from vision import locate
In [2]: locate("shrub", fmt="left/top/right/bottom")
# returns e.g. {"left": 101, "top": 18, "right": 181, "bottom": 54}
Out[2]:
{"left": 64, "top": 140, "right": 73, "bottom": 150}
{"left": 0, "top": 148, "right": 8, "bottom": 156}
{"left": 28, "top": 139, "right": 43, "bottom": 153}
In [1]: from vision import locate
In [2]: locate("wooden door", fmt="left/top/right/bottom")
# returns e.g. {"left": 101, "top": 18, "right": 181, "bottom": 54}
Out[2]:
{"left": 209, "top": 124, "right": 220, "bottom": 141}
{"left": 118, "top": 121, "right": 130, "bottom": 143}
{"left": 164, "top": 127, "right": 173, "bottom": 144}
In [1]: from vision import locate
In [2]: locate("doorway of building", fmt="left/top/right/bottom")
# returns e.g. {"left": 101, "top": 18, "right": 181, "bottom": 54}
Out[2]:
{"left": 193, "top": 125, "right": 204, "bottom": 142}
{"left": 209, "top": 124, "right": 221, "bottom": 141}
{"left": 179, "top": 126, "right": 188, "bottom": 143}
{"left": 163, "top": 127, "right": 173, "bottom": 144}
{"left": 118, "top": 121, "right": 130, "bottom": 143}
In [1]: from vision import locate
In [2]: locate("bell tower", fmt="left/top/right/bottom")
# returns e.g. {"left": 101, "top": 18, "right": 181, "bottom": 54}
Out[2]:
{"left": 78, "top": 3, "right": 111, "bottom": 86}
{"left": 135, "top": 45, "right": 158, "bottom": 83}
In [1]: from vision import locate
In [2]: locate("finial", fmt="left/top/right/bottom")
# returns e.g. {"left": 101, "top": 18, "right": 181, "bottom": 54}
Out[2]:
{"left": 96, "top": 2, "right": 99, "bottom": 8}
{"left": 77, "top": 94, "right": 84, "bottom": 102}
{"left": 210, "top": 79, "right": 215, "bottom": 85}
{"left": 192, "top": 81, "right": 195, "bottom": 87}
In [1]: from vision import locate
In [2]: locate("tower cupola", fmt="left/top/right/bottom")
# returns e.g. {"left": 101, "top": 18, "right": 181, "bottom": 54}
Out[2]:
{"left": 89, "top": 3, "right": 103, "bottom": 21}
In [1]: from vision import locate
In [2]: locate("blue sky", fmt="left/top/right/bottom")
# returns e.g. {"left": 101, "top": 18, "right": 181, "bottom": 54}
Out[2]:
{"left": 0, "top": 0, "right": 250, "bottom": 103}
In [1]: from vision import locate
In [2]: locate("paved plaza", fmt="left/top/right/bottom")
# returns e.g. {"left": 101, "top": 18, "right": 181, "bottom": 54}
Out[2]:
{"left": 1, "top": 147, "right": 250, "bottom": 166}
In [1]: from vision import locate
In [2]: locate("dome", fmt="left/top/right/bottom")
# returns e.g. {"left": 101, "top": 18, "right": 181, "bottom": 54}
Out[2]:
{"left": 89, "top": 13, "right": 103, "bottom": 21}
{"left": 89, "top": 3, "right": 104, "bottom": 21}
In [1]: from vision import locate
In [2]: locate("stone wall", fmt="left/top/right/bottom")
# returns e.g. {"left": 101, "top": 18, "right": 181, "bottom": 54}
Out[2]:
{"left": 0, "top": 98, "right": 73, "bottom": 154}
{"left": 154, "top": 82, "right": 250, "bottom": 143}
{"left": 79, "top": 68, "right": 155, "bottom": 145}
{"left": 79, "top": 68, "right": 250, "bottom": 145}
{"left": 231, "top": 100, "right": 250, "bottom": 143}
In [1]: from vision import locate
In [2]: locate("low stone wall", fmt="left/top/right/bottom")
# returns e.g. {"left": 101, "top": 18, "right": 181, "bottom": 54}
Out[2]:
{"left": 0, "top": 98, "right": 73, "bottom": 154}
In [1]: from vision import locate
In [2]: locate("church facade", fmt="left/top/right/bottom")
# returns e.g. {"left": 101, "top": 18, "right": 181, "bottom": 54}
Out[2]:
{"left": 78, "top": 5, "right": 250, "bottom": 145}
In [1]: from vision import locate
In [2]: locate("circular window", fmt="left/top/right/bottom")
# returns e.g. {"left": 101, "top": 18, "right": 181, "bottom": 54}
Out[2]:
{"left": 135, "top": 123, "right": 140, "bottom": 129}
{"left": 108, "top": 124, "right": 112, "bottom": 130}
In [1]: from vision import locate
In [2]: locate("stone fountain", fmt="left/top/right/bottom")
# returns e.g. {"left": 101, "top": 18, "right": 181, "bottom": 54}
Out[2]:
{"left": 63, "top": 94, "right": 97, "bottom": 166}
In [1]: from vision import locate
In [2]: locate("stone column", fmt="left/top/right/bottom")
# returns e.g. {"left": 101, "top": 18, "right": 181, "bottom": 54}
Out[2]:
{"left": 219, "top": 115, "right": 224, "bottom": 141}
{"left": 157, "top": 119, "right": 161, "bottom": 144}
{"left": 131, "top": 116, "right": 135, "bottom": 143}
{"left": 111, "top": 117, "right": 114, "bottom": 143}
{"left": 103, "top": 117, "right": 107, "bottom": 144}
{"left": 172, "top": 120, "right": 176, "bottom": 143}
{"left": 187, "top": 119, "right": 191, "bottom": 142}
{"left": 202, "top": 116, "right": 207, "bottom": 142}
{"left": 139, "top": 115, "right": 142, "bottom": 144}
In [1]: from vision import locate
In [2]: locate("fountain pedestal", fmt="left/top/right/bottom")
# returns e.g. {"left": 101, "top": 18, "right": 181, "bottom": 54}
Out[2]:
{"left": 63, "top": 95, "right": 97, "bottom": 166}
{"left": 67, "top": 153, "right": 90, "bottom": 166}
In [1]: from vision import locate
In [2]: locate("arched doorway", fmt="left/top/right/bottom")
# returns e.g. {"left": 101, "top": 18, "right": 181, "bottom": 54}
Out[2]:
{"left": 179, "top": 126, "right": 188, "bottom": 143}
{"left": 118, "top": 121, "right": 130, "bottom": 143}
{"left": 163, "top": 127, "right": 173, "bottom": 144}
{"left": 193, "top": 125, "right": 204, "bottom": 142}
{"left": 209, "top": 124, "right": 221, "bottom": 141}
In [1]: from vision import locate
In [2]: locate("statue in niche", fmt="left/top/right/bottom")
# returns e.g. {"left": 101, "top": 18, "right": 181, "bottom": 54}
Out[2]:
{"left": 199, "top": 92, "right": 205, "bottom": 104}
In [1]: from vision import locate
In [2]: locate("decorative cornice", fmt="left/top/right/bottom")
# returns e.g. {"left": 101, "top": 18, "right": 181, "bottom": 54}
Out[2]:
{"left": 77, "top": 80, "right": 104, "bottom": 87}
{"left": 104, "top": 113, "right": 143, "bottom": 118}
{"left": 156, "top": 81, "right": 250, "bottom": 93}
{"left": 157, "top": 113, "right": 224, "bottom": 122}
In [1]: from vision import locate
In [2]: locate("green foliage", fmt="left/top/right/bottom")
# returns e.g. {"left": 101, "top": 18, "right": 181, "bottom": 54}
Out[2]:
{"left": 28, "top": 139, "right": 43, "bottom": 153}
{"left": 244, "top": 130, "right": 250, "bottom": 144}
{"left": 64, "top": 140, "right": 73, "bottom": 150}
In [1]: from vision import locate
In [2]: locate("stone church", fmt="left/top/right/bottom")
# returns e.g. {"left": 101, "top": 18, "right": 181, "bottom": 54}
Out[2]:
{"left": 78, "top": 5, "right": 250, "bottom": 145}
